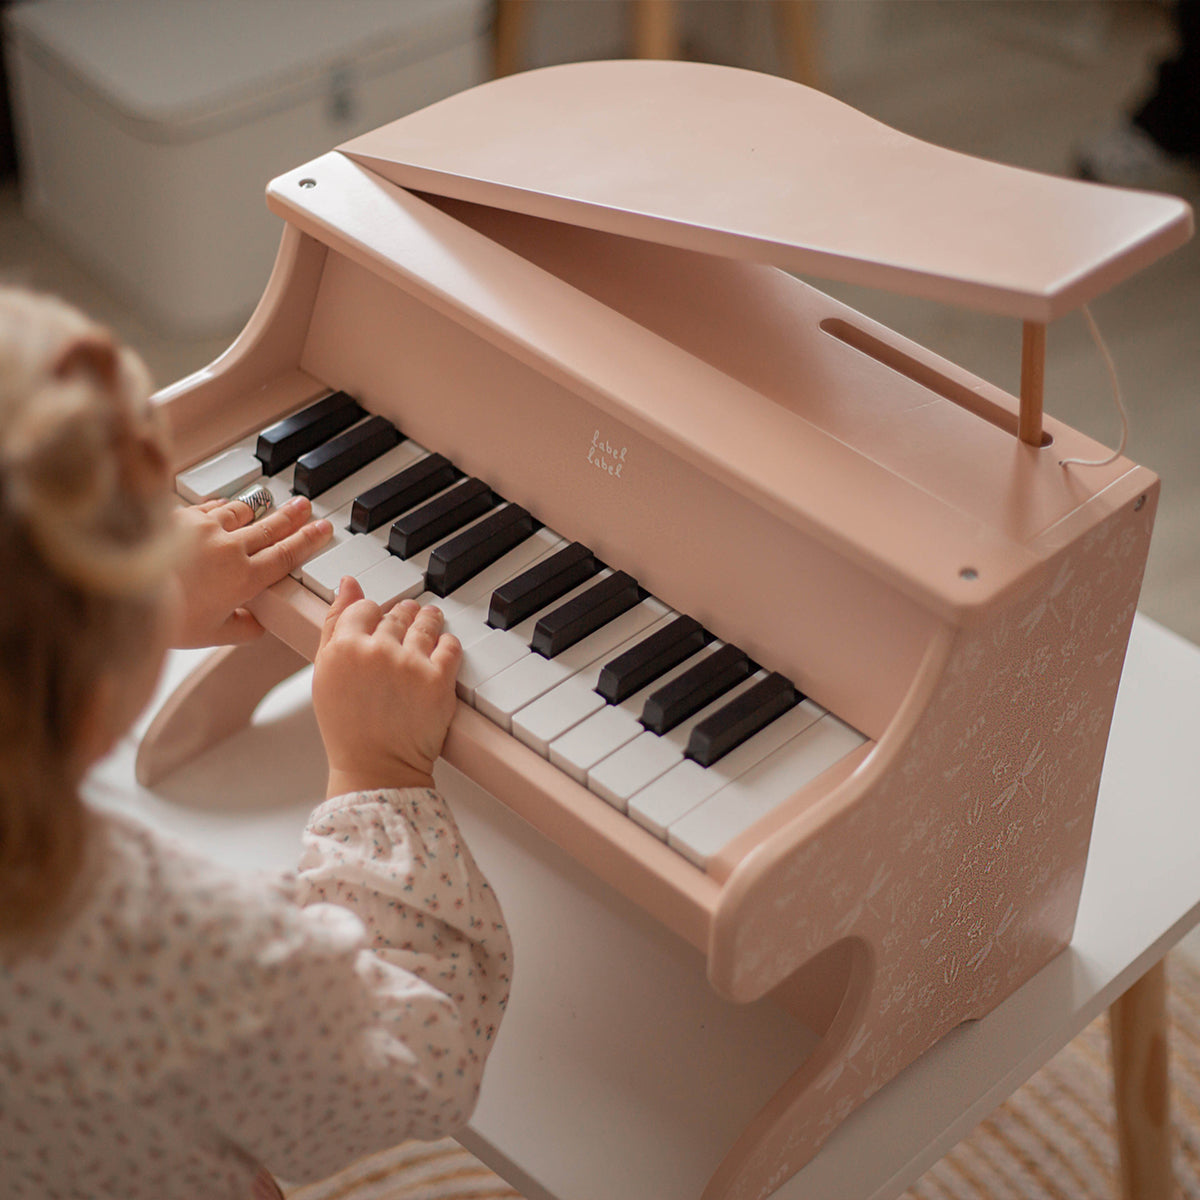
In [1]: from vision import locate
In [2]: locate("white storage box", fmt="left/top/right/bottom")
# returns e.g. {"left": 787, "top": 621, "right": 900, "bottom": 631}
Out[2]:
{"left": 3, "top": 0, "right": 489, "bottom": 333}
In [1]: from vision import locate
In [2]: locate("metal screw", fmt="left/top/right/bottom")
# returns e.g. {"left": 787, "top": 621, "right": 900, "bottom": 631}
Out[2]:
{"left": 1134, "top": 494, "right": 1146, "bottom": 512}
{"left": 960, "top": 567, "right": 979, "bottom": 581}
{"left": 299, "top": 178, "right": 317, "bottom": 189}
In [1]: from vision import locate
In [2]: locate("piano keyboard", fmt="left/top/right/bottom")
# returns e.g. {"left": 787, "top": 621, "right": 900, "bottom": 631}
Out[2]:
{"left": 176, "top": 392, "right": 867, "bottom": 871}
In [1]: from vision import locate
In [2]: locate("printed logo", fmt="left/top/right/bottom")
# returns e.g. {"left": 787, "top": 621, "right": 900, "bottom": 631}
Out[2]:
{"left": 587, "top": 429, "right": 628, "bottom": 479}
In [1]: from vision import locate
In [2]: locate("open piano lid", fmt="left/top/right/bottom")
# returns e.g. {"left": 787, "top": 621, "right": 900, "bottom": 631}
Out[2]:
{"left": 339, "top": 59, "right": 1193, "bottom": 323}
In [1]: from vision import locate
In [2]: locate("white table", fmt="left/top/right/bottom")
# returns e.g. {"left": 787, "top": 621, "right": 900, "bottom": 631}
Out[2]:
{"left": 88, "top": 614, "right": 1200, "bottom": 1200}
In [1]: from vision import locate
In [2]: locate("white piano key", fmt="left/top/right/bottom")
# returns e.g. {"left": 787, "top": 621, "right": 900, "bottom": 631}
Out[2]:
{"left": 475, "top": 656, "right": 571, "bottom": 732}
{"left": 510, "top": 609, "right": 677, "bottom": 754}
{"left": 301, "top": 536, "right": 394, "bottom": 602}
{"left": 513, "top": 679, "right": 607, "bottom": 756}
{"left": 354, "top": 554, "right": 427, "bottom": 608}
{"left": 456, "top": 571, "right": 613, "bottom": 703}
{"left": 547, "top": 641, "right": 727, "bottom": 782}
{"left": 438, "top": 599, "right": 498, "bottom": 652}
{"left": 627, "top": 697, "right": 826, "bottom": 838}
{"left": 586, "top": 730, "right": 683, "bottom": 812}
{"left": 303, "top": 474, "right": 477, "bottom": 597}
{"left": 175, "top": 438, "right": 261, "bottom": 502}
{"left": 408, "top": 529, "right": 566, "bottom": 651}
{"left": 418, "top": 575, "right": 531, "bottom": 656}
{"left": 456, "top": 628, "right": 531, "bottom": 700}
{"left": 667, "top": 715, "right": 868, "bottom": 868}
{"left": 550, "top": 703, "right": 644, "bottom": 783}
{"left": 307, "top": 439, "right": 427, "bottom": 522}
{"left": 261, "top": 464, "right": 298, "bottom": 509}
{"left": 476, "top": 598, "right": 669, "bottom": 731}
{"left": 329, "top": 501, "right": 507, "bottom": 613}
{"left": 587, "top": 671, "right": 766, "bottom": 812}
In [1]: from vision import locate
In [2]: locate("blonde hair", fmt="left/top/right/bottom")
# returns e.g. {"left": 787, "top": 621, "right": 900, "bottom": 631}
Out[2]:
{"left": 0, "top": 288, "right": 179, "bottom": 943}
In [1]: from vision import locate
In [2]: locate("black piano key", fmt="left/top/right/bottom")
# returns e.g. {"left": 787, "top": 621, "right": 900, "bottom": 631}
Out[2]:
{"left": 349, "top": 453, "right": 461, "bottom": 533}
{"left": 388, "top": 477, "right": 495, "bottom": 559}
{"left": 684, "top": 672, "right": 800, "bottom": 768}
{"left": 531, "top": 571, "right": 641, "bottom": 659}
{"left": 255, "top": 391, "right": 364, "bottom": 475}
{"left": 426, "top": 505, "right": 539, "bottom": 597}
{"left": 487, "top": 541, "right": 599, "bottom": 631}
{"left": 293, "top": 415, "right": 402, "bottom": 499}
{"left": 595, "top": 615, "right": 711, "bottom": 705}
{"left": 640, "top": 644, "right": 752, "bottom": 735}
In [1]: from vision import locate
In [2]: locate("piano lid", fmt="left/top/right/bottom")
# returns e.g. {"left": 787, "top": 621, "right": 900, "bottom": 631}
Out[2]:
{"left": 339, "top": 60, "right": 1192, "bottom": 324}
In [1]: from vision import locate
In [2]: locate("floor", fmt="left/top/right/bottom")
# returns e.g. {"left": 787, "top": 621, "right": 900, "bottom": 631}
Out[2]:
{"left": 2, "top": 1, "right": 1197, "bottom": 923}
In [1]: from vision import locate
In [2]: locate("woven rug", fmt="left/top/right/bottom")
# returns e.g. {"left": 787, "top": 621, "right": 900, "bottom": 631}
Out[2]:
{"left": 286, "top": 953, "right": 1200, "bottom": 1200}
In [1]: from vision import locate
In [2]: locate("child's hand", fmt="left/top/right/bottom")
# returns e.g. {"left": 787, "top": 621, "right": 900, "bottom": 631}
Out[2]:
{"left": 171, "top": 495, "right": 332, "bottom": 647}
{"left": 313, "top": 579, "right": 462, "bottom": 797}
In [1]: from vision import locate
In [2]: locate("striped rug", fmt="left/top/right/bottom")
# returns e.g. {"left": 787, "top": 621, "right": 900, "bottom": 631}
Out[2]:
{"left": 286, "top": 953, "right": 1200, "bottom": 1200}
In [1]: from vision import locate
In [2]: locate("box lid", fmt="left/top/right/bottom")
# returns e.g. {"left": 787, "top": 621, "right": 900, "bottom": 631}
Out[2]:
{"left": 340, "top": 59, "right": 1193, "bottom": 323}
{"left": 4, "top": 0, "right": 486, "bottom": 137}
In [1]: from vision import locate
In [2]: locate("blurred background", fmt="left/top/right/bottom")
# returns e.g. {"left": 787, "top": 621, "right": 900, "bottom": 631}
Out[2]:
{"left": 0, "top": 0, "right": 1196, "bottom": 648}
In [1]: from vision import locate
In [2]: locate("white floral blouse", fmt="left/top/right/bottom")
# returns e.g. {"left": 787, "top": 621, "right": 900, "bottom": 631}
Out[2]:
{"left": 0, "top": 788, "right": 512, "bottom": 1199}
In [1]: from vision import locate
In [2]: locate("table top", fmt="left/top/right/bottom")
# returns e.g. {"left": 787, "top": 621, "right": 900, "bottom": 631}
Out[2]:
{"left": 87, "top": 613, "right": 1200, "bottom": 1200}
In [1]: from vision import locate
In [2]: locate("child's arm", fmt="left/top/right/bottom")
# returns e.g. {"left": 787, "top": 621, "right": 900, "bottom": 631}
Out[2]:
{"left": 170, "top": 495, "right": 332, "bottom": 647}
{"left": 281, "top": 782, "right": 513, "bottom": 1167}
{"left": 98, "top": 789, "right": 510, "bottom": 1185}
{"left": 178, "top": 584, "right": 510, "bottom": 1179}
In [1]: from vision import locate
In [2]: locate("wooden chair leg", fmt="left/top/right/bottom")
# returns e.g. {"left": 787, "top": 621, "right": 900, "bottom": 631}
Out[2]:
{"left": 493, "top": 0, "right": 530, "bottom": 78}
{"left": 136, "top": 635, "right": 308, "bottom": 788}
{"left": 631, "top": 0, "right": 679, "bottom": 60}
{"left": 1109, "top": 958, "right": 1174, "bottom": 1200}
{"left": 774, "top": 0, "right": 822, "bottom": 90}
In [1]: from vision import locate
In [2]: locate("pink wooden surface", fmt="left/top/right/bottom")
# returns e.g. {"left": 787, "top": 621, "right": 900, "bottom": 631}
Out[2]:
{"left": 341, "top": 59, "right": 1192, "bottom": 322}
{"left": 144, "top": 61, "right": 1190, "bottom": 1200}
{"left": 266, "top": 151, "right": 1154, "bottom": 630}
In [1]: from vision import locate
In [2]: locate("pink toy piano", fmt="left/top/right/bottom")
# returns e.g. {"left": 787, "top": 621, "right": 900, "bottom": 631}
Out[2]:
{"left": 143, "top": 61, "right": 1193, "bottom": 1200}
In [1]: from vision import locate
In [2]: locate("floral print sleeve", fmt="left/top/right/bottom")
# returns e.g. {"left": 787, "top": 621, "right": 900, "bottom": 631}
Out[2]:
{"left": 203, "top": 787, "right": 513, "bottom": 1184}
{"left": 0, "top": 789, "right": 512, "bottom": 1198}
{"left": 296, "top": 787, "right": 509, "bottom": 1047}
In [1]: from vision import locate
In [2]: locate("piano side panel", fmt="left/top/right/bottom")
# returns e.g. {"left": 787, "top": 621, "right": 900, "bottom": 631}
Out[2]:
{"left": 154, "top": 227, "right": 330, "bottom": 469}
{"left": 297, "top": 249, "right": 942, "bottom": 741}
{"left": 689, "top": 488, "right": 1155, "bottom": 1190}
{"left": 712, "top": 485, "right": 1156, "bottom": 1006}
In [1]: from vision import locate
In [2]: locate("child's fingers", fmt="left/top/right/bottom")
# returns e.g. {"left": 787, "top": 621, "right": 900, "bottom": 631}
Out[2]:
{"left": 402, "top": 604, "right": 445, "bottom": 657}
{"left": 319, "top": 576, "right": 365, "bottom": 651}
{"left": 381, "top": 598, "right": 421, "bottom": 636}
{"left": 379, "top": 600, "right": 422, "bottom": 650}
{"left": 247, "top": 518, "right": 333, "bottom": 588}
{"left": 431, "top": 631, "right": 463, "bottom": 679}
{"left": 239, "top": 495, "right": 312, "bottom": 552}
{"left": 213, "top": 496, "right": 260, "bottom": 532}
{"left": 211, "top": 608, "right": 266, "bottom": 645}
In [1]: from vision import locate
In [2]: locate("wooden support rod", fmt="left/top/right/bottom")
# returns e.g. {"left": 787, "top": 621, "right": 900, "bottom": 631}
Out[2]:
{"left": 1019, "top": 321, "right": 1046, "bottom": 446}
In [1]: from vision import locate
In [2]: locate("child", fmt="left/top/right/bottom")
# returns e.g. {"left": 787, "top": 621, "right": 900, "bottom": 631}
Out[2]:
{"left": 0, "top": 288, "right": 512, "bottom": 1199}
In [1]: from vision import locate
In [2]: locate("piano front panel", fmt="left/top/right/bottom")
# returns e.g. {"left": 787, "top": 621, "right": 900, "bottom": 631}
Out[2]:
{"left": 174, "top": 392, "right": 877, "bottom": 951}
{"left": 298, "top": 248, "right": 942, "bottom": 743}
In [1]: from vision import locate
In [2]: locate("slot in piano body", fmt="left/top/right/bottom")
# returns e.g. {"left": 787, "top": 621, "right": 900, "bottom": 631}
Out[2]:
{"left": 143, "top": 61, "right": 1191, "bottom": 1200}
